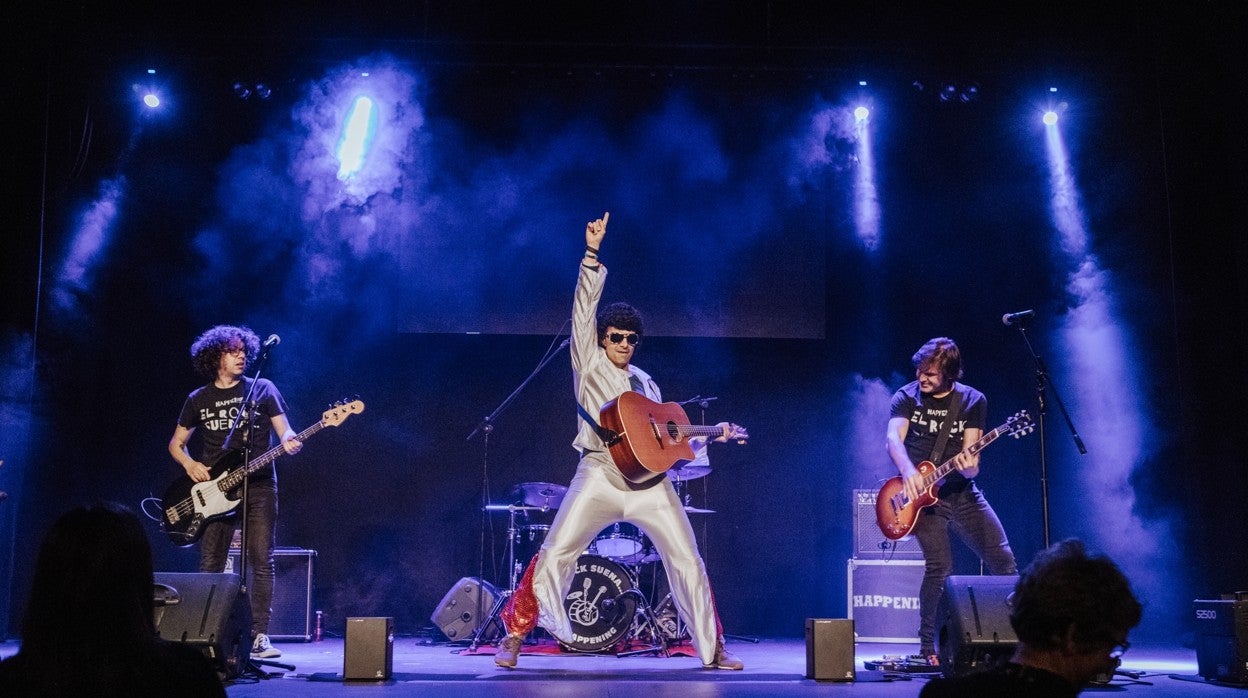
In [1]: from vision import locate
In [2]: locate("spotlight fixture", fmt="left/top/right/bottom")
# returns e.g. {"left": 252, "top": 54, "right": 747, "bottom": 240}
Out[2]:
{"left": 232, "top": 81, "right": 274, "bottom": 100}
{"left": 938, "top": 83, "right": 958, "bottom": 102}
{"left": 959, "top": 83, "right": 980, "bottom": 103}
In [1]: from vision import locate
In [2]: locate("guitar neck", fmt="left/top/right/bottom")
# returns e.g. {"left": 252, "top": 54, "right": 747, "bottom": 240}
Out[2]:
{"left": 675, "top": 425, "right": 724, "bottom": 439}
{"left": 219, "top": 420, "right": 326, "bottom": 491}
{"left": 923, "top": 422, "right": 1010, "bottom": 486}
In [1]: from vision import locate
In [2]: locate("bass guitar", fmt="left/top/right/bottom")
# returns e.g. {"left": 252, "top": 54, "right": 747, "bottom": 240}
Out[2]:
{"left": 599, "top": 391, "right": 747, "bottom": 483}
{"left": 161, "top": 398, "right": 364, "bottom": 546}
{"left": 875, "top": 409, "right": 1033, "bottom": 541}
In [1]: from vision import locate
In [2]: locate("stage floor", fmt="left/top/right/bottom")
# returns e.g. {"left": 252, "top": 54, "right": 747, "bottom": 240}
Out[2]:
{"left": 2, "top": 636, "right": 1240, "bottom": 696}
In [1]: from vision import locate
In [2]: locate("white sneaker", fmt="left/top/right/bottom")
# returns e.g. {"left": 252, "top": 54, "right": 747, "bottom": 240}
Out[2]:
{"left": 251, "top": 633, "right": 282, "bottom": 658}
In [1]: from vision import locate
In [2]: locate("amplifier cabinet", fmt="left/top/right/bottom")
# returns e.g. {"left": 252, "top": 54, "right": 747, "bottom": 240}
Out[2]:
{"left": 846, "top": 558, "right": 924, "bottom": 642}
{"left": 852, "top": 489, "right": 923, "bottom": 560}
{"left": 1194, "top": 597, "right": 1248, "bottom": 684}
{"left": 227, "top": 547, "right": 316, "bottom": 641}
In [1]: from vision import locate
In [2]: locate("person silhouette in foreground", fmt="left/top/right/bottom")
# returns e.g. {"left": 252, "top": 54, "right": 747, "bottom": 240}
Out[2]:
{"left": 0, "top": 502, "right": 225, "bottom": 697}
{"left": 920, "top": 538, "right": 1142, "bottom": 697}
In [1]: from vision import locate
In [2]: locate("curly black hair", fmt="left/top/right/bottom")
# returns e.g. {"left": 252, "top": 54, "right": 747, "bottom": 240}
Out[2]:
{"left": 189, "top": 325, "right": 259, "bottom": 380}
{"left": 596, "top": 302, "right": 644, "bottom": 343}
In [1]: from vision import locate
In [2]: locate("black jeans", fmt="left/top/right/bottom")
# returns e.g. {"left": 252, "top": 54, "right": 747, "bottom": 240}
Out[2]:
{"left": 199, "top": 480, "right": 278, "bottom": 637}
{"left": 913, "top": 482, "right": 1017, "bottom": 651}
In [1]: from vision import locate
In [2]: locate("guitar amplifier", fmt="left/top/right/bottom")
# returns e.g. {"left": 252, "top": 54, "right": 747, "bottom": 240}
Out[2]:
{"left": 227, "top": 547, "right": 316, "bottom": 641}
{"left": 853, "top": 489, "right": 923, "bottom": 560}
{"left": 1194, "top": 595, "right": 1248, "bottom": 684}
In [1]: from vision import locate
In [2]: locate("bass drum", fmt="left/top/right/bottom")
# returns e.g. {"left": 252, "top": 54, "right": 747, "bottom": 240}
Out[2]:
{"left": 559, "top": 555, "right": 637, "bottom": 652}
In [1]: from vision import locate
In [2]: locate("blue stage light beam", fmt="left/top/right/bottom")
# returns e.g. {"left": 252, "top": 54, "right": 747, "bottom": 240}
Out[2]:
{"left": 337, "top": 95, "right": 378, "bottom": 180}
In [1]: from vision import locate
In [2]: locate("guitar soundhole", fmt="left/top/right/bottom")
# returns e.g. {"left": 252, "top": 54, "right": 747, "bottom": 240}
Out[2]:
{"left": 665, "top": 421, "right": 680, "bottom": 442}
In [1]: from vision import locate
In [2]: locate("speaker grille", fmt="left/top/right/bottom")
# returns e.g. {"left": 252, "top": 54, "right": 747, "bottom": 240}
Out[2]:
{"left": 227, "top": 548, "right": 315, "bottom": 640}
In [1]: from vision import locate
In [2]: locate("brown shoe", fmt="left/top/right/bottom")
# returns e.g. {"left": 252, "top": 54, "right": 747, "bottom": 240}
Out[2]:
{"left": 703, "top": 639, "right": 744, "bottom": 670}
{"left": 494, "top": 633, "right": 524, "bottom": 668}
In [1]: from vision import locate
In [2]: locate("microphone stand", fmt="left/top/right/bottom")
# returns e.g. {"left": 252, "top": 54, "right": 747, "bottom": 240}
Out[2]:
{"left": 1011, "top": 322, "right": 1086, "bottom": 548}
{"left": 225, "top": 344, "right": 294, "bottom": 674}
{"left": 464, "top": 337, "right": 569, "bottom": 645}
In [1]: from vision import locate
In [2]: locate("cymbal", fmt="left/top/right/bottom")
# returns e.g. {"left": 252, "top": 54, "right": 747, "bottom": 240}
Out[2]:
{"left": 510, "top": 482, "right": 568, "bottom": 509}
{"left": 682, "top": 506, "right": 715, "bottom": 514}
{"left": 668, "top": 464, "right": 712, "bottom": 482}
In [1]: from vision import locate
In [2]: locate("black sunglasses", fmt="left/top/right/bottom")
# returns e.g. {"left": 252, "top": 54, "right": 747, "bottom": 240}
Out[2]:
{"left": 607, "top": 332, "right": 641, "bottom": 346}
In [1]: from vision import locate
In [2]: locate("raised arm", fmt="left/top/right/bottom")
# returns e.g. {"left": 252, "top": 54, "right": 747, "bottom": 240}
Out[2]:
{"left": 571, "top": 212, "right": 610, "bottom": 372}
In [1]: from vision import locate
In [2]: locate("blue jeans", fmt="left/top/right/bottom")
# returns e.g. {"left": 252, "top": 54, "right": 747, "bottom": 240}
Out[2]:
{"left": 199, "top": 480, "right": 278, "bottom": 637}
{"left": 912, "top": 482, "right": 1017, "bottom": 651}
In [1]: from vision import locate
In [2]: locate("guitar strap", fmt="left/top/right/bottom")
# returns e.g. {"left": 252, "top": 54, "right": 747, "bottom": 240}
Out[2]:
{"left": 576, "top": 402, "right": 622, "bottom": 447}
{"left": 928, "top": 384, "right": 964, "bottom": 463}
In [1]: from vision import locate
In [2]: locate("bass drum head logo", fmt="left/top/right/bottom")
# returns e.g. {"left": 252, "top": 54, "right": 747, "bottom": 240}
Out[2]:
{"left": 561, "top": 554, "right": 636, "bottom": 652}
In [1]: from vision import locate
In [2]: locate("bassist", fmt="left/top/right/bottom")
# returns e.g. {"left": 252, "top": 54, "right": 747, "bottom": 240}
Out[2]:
{"left": 167, "top": 325, "right": 301, "bottom": 660}
{"left": 884, "top": 337, "right": 1017, "bottom": 664}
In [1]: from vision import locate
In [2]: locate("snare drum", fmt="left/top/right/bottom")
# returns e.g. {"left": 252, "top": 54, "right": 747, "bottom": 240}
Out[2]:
{"left": 589, "top": 522, "right": 647, "bottom": 564}
{"left": 560, "top": 554, "right": 637, "bottom": 652}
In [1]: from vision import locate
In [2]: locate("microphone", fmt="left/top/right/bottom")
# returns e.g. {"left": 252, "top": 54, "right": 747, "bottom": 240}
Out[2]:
{"left": 1001, "top": 310, "right": 1035, "bottom": 326}
{"left": 261, "top": 334, "right": 281, "bottom": 351}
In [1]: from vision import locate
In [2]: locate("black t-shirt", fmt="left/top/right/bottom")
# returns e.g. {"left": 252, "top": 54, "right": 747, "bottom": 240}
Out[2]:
{"left": 177, "top": 377, "right": 288, "bottom": 481}
{"left": 890, "top": 381, "right": 987, "bottom": 491}
{"left": 919, "top": 662, "right": 1078, "bottom": 698}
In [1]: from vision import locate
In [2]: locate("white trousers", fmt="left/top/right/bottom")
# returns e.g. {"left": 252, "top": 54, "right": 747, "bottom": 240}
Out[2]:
{"left": 530, "top": 452, "right": 719, "bottom": 665}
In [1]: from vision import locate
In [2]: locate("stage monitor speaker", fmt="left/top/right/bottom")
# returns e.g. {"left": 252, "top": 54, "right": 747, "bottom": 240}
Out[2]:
{"left": 935, "top": 574, "right": 1019, "bottom": 678}
{"left": 227, "top": 547, "right": 316, "bottom": 640}
{"left": 853, "top": 489, "right": 923, "bottom": 559}
{"left": 344, "top": 616, "right": 394, "bottom": 681}
{"left": 431, "top": 576, "right": 501, "bottom": 642}
{"left": 805, "top": 618, "right": 855, "bottom": 681}
{"left": 153, "top": 572, "right": 251, "bottom": 681}
{"left": 1194, "top": 594, "right": 1248, "bottom": 684}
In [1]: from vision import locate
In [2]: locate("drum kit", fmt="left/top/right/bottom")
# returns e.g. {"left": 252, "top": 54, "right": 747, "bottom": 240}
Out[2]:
{"left": 473, "top": 471, "right": 716, "bottom": 654}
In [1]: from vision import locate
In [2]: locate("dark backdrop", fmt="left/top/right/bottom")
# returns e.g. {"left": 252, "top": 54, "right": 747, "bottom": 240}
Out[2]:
{"left": 2, "top": 2, "right": 1245, "bottom": 642}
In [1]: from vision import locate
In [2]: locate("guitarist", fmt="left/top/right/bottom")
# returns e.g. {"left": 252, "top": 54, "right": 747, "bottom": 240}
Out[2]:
{"left": 494, "top": 212, "right": 744, "bottom": 671}
{"left": 167, "top": 325, "right": 302, "bottom": 660}
{"left": 884, "top": 337, "right": 1017, "bottom": 664}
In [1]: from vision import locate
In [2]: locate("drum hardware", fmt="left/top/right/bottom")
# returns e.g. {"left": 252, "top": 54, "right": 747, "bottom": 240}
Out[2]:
{"left": 614, "top": 588, "right": 672, "bottom": 657}
{"left": 682, "top": 505, "right": 715, "bottom": 514}
{"left": 510, "top": 481, "right": 568, "bottom": 510}
{"left": 467, "top": 501, "right": 554, "bottom": 651}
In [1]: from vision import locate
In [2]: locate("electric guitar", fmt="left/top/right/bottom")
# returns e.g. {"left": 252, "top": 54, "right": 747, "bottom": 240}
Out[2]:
{"left": 875, "top": 409, "right": 1034, "bottom": 541}
{"left": 598, "top": 391, "right": 747, "bottom": 483}
{"left": 161, "top": 399, "right": 364, "bottom": 546}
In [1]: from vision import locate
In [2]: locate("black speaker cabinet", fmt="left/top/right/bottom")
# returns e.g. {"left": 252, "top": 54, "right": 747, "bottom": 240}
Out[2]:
{"left": 344, "top": 616, "right": 394, "bottom": 681}
{"left": 153, "top": 572, "right": 251, "bottom": 681}
{"left": 1194, "top": 595, "right": 1248, "bottom": 684}
{"left": 805, "top": 618, "right": 855, "bottom": 681}
{"left": 227, "top": 547, "right": 316, "bottom": 640}
{"left": 431, "top": 577, "right": 501, "bottom": 642}
{"left": 935, "top": 575, "right": 1019, "bottom": 678}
